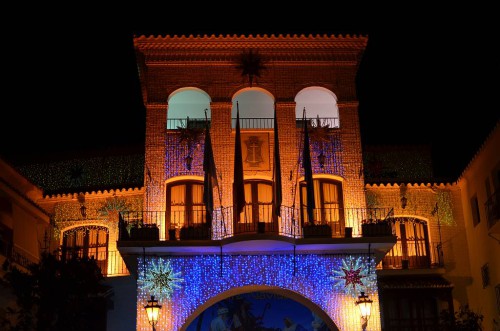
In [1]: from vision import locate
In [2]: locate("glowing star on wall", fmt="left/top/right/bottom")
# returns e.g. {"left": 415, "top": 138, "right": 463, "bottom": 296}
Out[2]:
{"left": 139, "top": 259, "right": 183, "bottom": 300}
{"left": 331, "top": 256, "right": 377, "bottom": 297}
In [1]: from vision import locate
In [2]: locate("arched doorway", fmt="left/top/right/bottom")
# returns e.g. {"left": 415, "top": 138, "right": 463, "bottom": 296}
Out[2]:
{"left": 182, "top": 288, "right": 338, "bottom": 331}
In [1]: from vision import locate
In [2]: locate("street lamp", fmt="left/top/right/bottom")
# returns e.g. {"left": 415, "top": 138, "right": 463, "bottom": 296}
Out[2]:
{"left": 355, "top": 291, "right": 373, "bottom": 331}
{"left": 144, "top": 295, "right": 162, "bottom": 331}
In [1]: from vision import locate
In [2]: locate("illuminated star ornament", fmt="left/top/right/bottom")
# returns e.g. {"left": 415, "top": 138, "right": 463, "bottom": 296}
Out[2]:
{"left": 331, "top": 256, "right": 377, "bottom": 297}
{"left": 139, "top": 259, "right": 183, "bottom": 300}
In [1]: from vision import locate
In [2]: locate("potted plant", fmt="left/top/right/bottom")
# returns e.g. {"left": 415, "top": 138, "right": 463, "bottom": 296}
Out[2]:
{"left": 361, "top": 219, "right": 393, "bottom": 237}
{"left": 303, "top": 222, "right": 332, "bottom": 238}
{"left": 180, "top": 223, "right": 211, "bottom": 240}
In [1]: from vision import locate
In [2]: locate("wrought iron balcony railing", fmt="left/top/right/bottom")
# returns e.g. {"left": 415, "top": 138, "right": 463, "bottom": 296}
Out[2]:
{"left": 118, "top": 207, "right": 395, "bottom": 241}
{"left": 296, "top": 117, "right": 340, "bottom": 129}
{"left": 380, "top": 242, "right": 443, "bottom": 270}
{"left": 167, "top": 118, "right": 210, "bottom": 130}
{"left": 166, "top": 117, "right": 340, "bottom": 130}
{"left": 59, "top": 249, "right": 129, "bottom": 277}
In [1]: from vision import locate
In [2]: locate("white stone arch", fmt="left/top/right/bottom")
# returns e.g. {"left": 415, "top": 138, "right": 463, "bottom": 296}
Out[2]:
{"left": 295, "top": 87, "right": 339, "bottom": 128}
{"left": 231, "top": 87, "right": 275, "bottom": 128}
{"left": 180, "top": 285, "right": 340, "bottom": 331}
{"left": 167, "top": 87, "right": 212, "bottom": 129}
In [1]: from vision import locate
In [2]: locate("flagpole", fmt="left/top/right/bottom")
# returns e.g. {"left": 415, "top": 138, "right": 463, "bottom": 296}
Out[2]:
{"left": 302, "top": 107, "right": 316, "bottom": 226}
{"left": 273, "top": 102, "right": 283, "bottom": 233}
{"left": 204, "top": 108, "right": 226, "bottom": 239}
{"left": 233, "top": 102, "right": 246, "bottom": 224}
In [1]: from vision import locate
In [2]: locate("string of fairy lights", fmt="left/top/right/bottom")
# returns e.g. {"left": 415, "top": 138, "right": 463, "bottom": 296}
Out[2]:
{"left": 137, "top": 254, "right": 377, "bottom": 331}
{"left": 17, "top": 154, "right": 144, "bottom": 194}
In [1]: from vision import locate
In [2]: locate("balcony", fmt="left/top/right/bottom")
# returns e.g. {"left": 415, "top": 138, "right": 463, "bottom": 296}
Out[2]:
{"left": 166, "top": 117, "right": 340, "bottom": 130}
{"left": 118, "top": 207, "right": 395, "bottom": 241}
{"left": 59, "top": 249, "right": 129, "bottom": 277}
{"left": 379, "top": 242, "right": 443, "bottom": 271}
{"left": 167, "top": 118, "right": 210, "bottom": 130}
{"left": 117, "top": 207, "right": 396, "bottom": 275}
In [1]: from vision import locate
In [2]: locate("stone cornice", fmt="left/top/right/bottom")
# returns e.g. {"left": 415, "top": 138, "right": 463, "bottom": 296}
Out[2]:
{"left": 42, "top": 187, "right": 144, "bottom": 200}
{"left": 134, "top": 33, "right": 367, "bottom": 49}
{"left": 365, "top": 183, "right": 456, "bottom": 189}
{"left": 134, "top": 34, "right": 367, "bottom": 64}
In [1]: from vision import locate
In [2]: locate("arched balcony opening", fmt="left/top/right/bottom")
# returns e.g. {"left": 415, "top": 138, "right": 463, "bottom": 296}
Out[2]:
{"left": 295, "top": 87, "right": 339, "bottom": 129}
{"left": 167, "top": 87, "right": 211, "bottom": 130}
{"left": 231, "top": 87, "right": 275, "bottom": 129}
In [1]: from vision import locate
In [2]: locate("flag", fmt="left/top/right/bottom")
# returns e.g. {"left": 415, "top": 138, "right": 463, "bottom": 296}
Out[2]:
{"left": 302, "top": 108, "right": 315, "bottom": 225}
{"left": 233, "top": 102, "right": 246, "bottom": 215}
{"left": 273, "top": 103, "right": 282, "bottom": 217}
{"left": 203, "top": 119, "right": 218, "bottom": 227}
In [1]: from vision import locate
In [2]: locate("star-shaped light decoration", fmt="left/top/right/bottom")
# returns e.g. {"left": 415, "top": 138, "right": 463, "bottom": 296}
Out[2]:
{"left": 235, "top": 49, "right": 266, "bottom": 86}
{"left": 139, "top": 259, "right": 183, "bottom": 300}
{"left": 331, "top": 255, "right": 377, "bottom": 297}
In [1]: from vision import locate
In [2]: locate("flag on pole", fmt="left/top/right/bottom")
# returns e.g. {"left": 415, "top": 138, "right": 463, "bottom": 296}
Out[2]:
{"left": 203, "top": 113, "right": 218, "bottom": 227}
{"left": 273, "top": 103, "right": 282, "bottom": 217}
{"left": 302, "top": 108, "right": 315, "bottom": 225}
{"left": 233, "top": 102, "right": 246, "bottom": 216}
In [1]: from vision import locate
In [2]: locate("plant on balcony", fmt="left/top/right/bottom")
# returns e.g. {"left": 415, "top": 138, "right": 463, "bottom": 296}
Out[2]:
{"left": 129, "top": 222, "right": 159, "bottom": 241}
{"left": 361, "top": 219, "right": 393, "bottom": 237}
{"left": 180, "top": 223, "right": 211, "bottom": 240}
{"left": 302, "top": 222, "right": 332, "bottom": 238}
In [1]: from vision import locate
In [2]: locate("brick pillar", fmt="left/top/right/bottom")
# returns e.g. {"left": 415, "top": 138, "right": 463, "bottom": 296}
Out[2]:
{"left": 276, "top": 102, "right": 300, "bottom": 208}
{"left": 276, "top": 101, "right": 301, "bottom": 236}
{"left": 338, "top": 101, "right": 367, "bottom": 232}
{"left": 210, "top": 101, "right": 233, "bottom": 234}
{"left": 144, "top": 103, "right": 167, "bottom": 239}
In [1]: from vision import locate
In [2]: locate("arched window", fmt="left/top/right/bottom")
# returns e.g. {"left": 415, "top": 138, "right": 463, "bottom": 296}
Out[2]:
{"left": 167, "top": 88, "right": 211, "bottom": 129}
{"left": 231, "top": 88, "right": 275, "bottom": 128}
{"left": 299, "top": 178, "right": 344, "bottom": 234}
{"left": 382, "top": 218, "right": 431, "bottom": 269}
{"left": 62, "top": 226, "right": 108, "bottom": 273}
{"left": 295, "top": 87, "right": 339, "bottom": 128}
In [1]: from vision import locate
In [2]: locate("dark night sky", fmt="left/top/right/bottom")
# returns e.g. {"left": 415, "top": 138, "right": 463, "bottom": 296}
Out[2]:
{"left": 2, "top": 7, "right": 498, "bottom": 181}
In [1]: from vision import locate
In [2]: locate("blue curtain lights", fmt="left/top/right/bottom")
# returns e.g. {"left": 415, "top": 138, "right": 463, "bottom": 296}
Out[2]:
{"left": 138, "top": 253, "right": 377, "bottom": 330}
